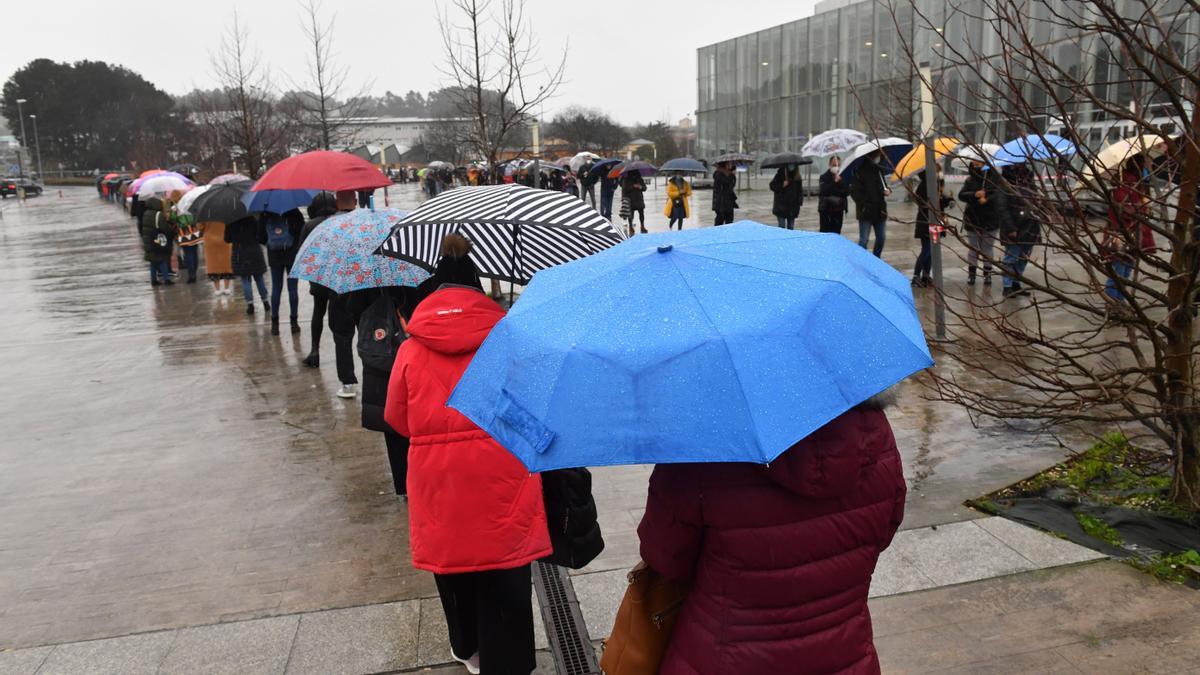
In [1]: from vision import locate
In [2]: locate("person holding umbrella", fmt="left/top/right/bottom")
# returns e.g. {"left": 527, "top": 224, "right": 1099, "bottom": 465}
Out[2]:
{"left": 911, "top": 168, "right": 953, "bottom": 287}
{"left": 298, "top": 192, "right": 338, "bottom": 368}
{"left": 258, "top": 209, "right": 306, "bottom": 336}
{"left": 599, "top": 169, "right": 618, "bottom": 220}
{"left": 769, "top": 165, "right": 804, "bottom": 230}
{"left": 958, "top": 159, "right": 1005, "bottom": 285}
{"left": 818, "top": 156, "right": 850, "bottom": 234}
{"left": 139, "top": 197, "right": 176, "bottom": 287}
{"left": 665, "top": 173, "right": 692, "bottom": 231}
{"left": 225, "top": 214, "right": 270, "bottom": 316}
{"left": 621, "top": 169, "right": 648, "bottom": 235}
{"left": 580, "top": 161, "right": 598, "bottom": 207}
{"left": 712, "top": 161, "right": 738, "bottom": 225}
{"left": 849, "top": 149, "right": 892, "bottom": 257}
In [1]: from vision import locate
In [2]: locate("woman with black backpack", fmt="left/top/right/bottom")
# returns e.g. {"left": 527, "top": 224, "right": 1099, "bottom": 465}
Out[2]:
{"left": 259, "top": 209, "right": 306, "bottom": 336}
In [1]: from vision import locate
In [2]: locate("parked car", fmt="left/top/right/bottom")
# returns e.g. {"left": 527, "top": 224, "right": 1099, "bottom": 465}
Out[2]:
{"left": 1, "top": 178, "right": 43, "bottom": 198}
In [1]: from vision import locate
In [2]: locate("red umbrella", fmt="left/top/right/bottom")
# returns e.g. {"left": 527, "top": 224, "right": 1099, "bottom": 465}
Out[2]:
{"left": 252, "top": 151, "right": 391, "bottom": 192}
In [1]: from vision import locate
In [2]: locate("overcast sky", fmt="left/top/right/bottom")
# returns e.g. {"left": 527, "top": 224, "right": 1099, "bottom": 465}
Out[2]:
{"left": 2, "top": 0, "right": 819, "bottom": 127}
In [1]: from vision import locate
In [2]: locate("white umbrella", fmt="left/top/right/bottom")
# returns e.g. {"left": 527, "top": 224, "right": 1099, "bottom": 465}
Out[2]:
{"left": 952, "top": 143, "right": 1003, "bottom": 164}
{"left": 1094, "top": 134, "right": 1168, "bottom": 173}
{"left": 569, "top": 151, "right": 602, "bottom": 172}
{"left": 176, "top": 184, "right": 212, "bottom": 216}
{"left": 801, "top": 129, "right": 869, "bottom": 157}
{"left": 841, "top": 137, "right": 914, "bottom": 182}
{"left": 138, "top": 174, "right": 195, "bottom": 198}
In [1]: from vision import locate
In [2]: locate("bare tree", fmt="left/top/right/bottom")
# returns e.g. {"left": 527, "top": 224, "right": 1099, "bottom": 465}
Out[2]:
{"left": 437, "top": 0, "right": 566, "bottom": 178}
{"left": 284, "top": 0, "right": 371, "bottom": 151}
{"left": 202, "top": 12, "right": 291, "bottom": 178}
{"left": 870, "top": 0, "right": 1200, "bottom": 510}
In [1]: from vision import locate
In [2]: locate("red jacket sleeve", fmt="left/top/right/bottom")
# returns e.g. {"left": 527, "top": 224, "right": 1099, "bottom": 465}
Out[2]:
{"left": 383, "top": 345, "right": 411, "bottom": 437}
{"left": 637, "top": 465, "right": 704, "bottom": 583}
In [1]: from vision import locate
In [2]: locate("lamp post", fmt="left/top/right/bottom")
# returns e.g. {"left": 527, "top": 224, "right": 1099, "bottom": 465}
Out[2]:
{"left": 15, "top": 98, "right": 28, "bottom": 178}
{"left": 919, "top": 62, "right": 946, "bottom": 341}
{"left": 28, "top": 114, "right": 44, "bottom": 182}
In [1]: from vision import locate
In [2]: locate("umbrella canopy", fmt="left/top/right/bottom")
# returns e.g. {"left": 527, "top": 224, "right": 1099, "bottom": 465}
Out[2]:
{"left": 712, "top": 152, "right": 754, "bottom": 165}
{"left": 760, "top": 152, "right": 816, "bottom": 169}
{"left": 840, "top": 138, "right": 913, "bottom": 182}
{"left": 952, "top": 143, "right": 1003, "bottom": 165}
{"left": 801, "top": 129, "right": 869, "bottom": 157}
{"left": 253, "top": 151, "right": 391, "bottom": 192}
{"left": 242, "top": 189, "right": 319, "bottom": 215}
{"left": 137, "top": 169, "right": 166, "bottom": 178}
{"left": 137, "top": 174, "right": 195, "bottom": 198}
{"left": 210, "top": 173, "right": 251, "bottom": 185}
{"left": 607, "top": 161, "right": 658, "bottom": 179}
{"left": 427, "top": 161, "right": 456, "bottom": 171}
{"left": 552, "top": 157, "right": 572, "bottom": 169}
{"left": 992, "top": 134, "right": 1077, "bottom": 167}
{"left": 658, "top": 158, "right": 708, "bottom": 174}
{"left": 101, "top": 172, "right": 119, "bottom": 181}
{"left": 168, "top": 163, "right": 200, "bottom": 177}
{"left": 891, "top": 138, "right": 960, "bottom": 180}
{"left": 569, "top": 152, "right": 601, "bottom": 172}
{"left": 176, "top": 184, "right": 213, "bottom": 216}
{"left": 190, "top": 180, "right": 254, "bottom": 224}
{"left": 1094, "top": 134, "right": 1168, "bottom": 173}
{"left": 292, "top": 208, "right": 430, "bottom": 294}
{"left": 377, "top": 183, "right": 625, "bottom": 284}
{"left": 587, "top": 158, "right": 623, "bottom": 177}
{"left": 447, "top": 222, "right": 933, "bottom": 472}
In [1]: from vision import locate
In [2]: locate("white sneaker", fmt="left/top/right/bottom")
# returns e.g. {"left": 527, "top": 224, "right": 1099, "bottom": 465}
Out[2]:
{"left": 451, "top": 651, "right": 480, "bottom": 674}
{"left": 336, "top": 384, "right": 358, "bottom": 399}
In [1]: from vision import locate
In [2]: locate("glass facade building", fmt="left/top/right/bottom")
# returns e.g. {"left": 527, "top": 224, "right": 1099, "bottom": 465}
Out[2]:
{"left": 696, "top": 0, "right": 1200, "bottom": 158}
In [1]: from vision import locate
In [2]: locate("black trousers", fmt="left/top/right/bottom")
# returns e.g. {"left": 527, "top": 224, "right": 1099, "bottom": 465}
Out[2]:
{"left": 714, "top": 209, "right": 734, "bottom": 225}
{"left": 328, "top": 298, "right": 358, "bottom": 385}
{"left": 434, "top": 565, "right": 536, "bottom": 675}
{"left": 309, "top": 293, "right": 329, "bottom": 351}
{"left": 819, "top": 210, "right": 845, "bottom": 234}
{"left": 383, "top": 431, "right": 408, "bottom": 495}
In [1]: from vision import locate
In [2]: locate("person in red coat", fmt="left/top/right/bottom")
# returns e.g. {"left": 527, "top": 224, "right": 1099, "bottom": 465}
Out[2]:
{"left": 636, "top": 397, "right": 906, "bottom": 675}
{"left": 384, "top": 284, "right": 551, "bottom": 675}
{"left": 1103, "top": 162, "right": 1156, "bottom": 303}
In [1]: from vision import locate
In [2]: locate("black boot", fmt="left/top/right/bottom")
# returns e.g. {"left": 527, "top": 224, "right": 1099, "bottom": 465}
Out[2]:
{"left": 246, "top": 303, "right": 254, "bottom": 315}
{"left": 303, "top": 352, "right": 320, "bottom": 368}
{"left": 290, "top": 318, "right": 301, "bottom": 334}
{"left": 271, "top": 317, "right": 280, "bottom": 335}
{"left": 263, "top": 299, "right": 271, "bottom": 313}
{"left": 967, "top": 267, "right": 977, "bottom": 286}
{"left": 983, "top": 270, "right": 993, "bottom": 286}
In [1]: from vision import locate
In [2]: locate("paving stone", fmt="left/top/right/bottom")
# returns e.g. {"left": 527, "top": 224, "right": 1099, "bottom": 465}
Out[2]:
{"left": 868, "top": 545, "right": 938, "bottom": 598}
{"left": 159, "top": 615, "right": 297, "bottom": 675}
{"left": 569, "top": 569, "right": 628, "bottom": 644}
{"left": 414, "top": 598, "right": 450, "bottom": 668}
{"left": 973, "top": 516, "right": 1106, "bottom": 567}
{"left": 285, "top": 601, "right": 419, "bottom": 675}
{"left": 887, "top": 520, "right": 1035, "bottom": 586}
{"left": 0, "top": 645, "right": 54, "bottom": 675}
{"left": 36, "top": 631, "right": 175, "bottom": 675}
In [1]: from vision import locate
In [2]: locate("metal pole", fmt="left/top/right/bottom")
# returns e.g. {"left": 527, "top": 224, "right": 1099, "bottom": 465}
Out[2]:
{"left": 30, "top": 115, "right": 44, "bottom": 181}
{"left": 15, "top": 99, "right": 28, "bottom": 179}
{"left": 920, "top": 63, "right": 946, "bottom": 340}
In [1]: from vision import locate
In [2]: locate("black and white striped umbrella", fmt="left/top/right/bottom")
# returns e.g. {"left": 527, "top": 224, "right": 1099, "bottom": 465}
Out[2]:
{"left": 377, "top": 183, "right": 625, "bottom": 284}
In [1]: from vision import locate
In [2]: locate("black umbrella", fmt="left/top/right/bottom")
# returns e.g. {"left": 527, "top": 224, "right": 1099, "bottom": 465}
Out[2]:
{"left": 168, "top": 163, "right": 201, "bottom": 177}
{"left": 713, "top": 152, "right": 754, "bottom": 165}
{"left": 587, "top": 158, "right": 623, "bottom": 177}
{"left": 190, "top": 180, "right": 254, "bottom": 224}
{"left": 760, "top": 152, "right": 814, "bottom": 169}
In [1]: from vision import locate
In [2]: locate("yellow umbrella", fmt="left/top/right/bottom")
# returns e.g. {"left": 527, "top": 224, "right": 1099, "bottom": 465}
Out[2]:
{"left": 1095, "top": 134, "right": 1168, "bottom": 173}
{"left": 892, "top": 138, "right": 960, "bottom": 180}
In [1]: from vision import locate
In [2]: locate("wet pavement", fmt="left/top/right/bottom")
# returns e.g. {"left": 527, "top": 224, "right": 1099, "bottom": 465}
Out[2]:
{"left": 0, "top": 185, "right": 1077, "bottom": 651}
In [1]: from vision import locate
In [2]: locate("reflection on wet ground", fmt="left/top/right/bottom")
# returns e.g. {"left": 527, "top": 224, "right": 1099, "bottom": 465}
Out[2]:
{"left": 0, "top": 186, "right": 1074, "bottom": 649}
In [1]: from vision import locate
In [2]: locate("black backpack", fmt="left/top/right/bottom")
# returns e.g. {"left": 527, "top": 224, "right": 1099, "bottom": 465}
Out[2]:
{"left": 356, "top": 293, "right": 405, "bottom": 372}
{"left": 540, "top": 467, "right": 605, "bottom": 569}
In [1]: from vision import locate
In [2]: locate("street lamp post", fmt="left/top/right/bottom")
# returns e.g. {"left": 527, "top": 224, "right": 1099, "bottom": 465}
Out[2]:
{"left": 919, "top": 62, "right": 947, "bottom": 341}
{"left": 28, "top": 114, "right": 44, "bottom": 181}
{"left": 15, "top": 98, "right": 28, "bottom": 178}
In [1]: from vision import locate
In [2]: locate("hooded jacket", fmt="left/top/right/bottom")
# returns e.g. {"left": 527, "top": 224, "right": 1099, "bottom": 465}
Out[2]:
{"left": 637, "top": 404, "right": 906, "bottom": 675}
{"left": 139, "top": 197, "right": 175, "bottom": 262}
{"left": 849, "top": 160, "right": 889, "bottom": 223}
{"left": 384, "top": 287, "right": 551, "bottom": 574}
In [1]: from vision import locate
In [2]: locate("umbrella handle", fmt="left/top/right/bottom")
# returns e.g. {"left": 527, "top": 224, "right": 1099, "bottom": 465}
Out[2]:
{"left": 497, "top": 389, "right": 554, "bottom": 454}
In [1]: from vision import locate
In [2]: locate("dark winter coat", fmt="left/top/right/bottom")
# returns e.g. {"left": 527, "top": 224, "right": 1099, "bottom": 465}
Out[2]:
{"left": 769, "top": 168, "right": 804, "bottom": 218}
{"left": 346, "top": 286, "right": 417, "bottom": 433}
{"left": 1000, "top": 169, "right": 1042, "bottom": 247}
{"left": 224, "top": 216, "right": 267, "bottom": 276}
{"left": 600, "top": 175, "right": 618, "bottom": 198}
{"left": 913, "top": 172, "right": 954, "bottom": 240}
{"left": 300, "top": 194, "right": 339, "bottom": 298}
{"left": 958, "top": 167, "right": 1006, "bottom": 232}
{"left": 139, "top": 198, "right": 176, "bottom": 263}
{"left": 384, "top": 287, "right": 551, "bottom": 574}
{"left": 712, "top": 170, "right": 738, "bottom": 213}
{"left": 622, "top": 173, "right": 646, "bottom": 210}
{"left": 637, "top": 403, "right": 906, "bottom": 675}
{"left": 258, "top": 209, "right": 306, "bottom": 268}
{"left": 541, "top": 468, "right": 604, "bottom": 570}
{"left": 849, "top": 161, "right": 889, "bottom": 223}
{"left": 818, "top": 169, "right": 850, "bottom": 213}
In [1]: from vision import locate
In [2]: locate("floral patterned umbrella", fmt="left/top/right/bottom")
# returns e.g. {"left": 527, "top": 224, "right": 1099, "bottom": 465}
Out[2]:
{"left": 292, "top": 208, "right": 430, "bottom": 294}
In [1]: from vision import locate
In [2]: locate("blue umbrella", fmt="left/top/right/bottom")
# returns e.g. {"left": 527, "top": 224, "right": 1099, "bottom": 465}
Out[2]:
{"left": 659, "top": 157, "right": 708, "bottom": 173}
{"left": 292, "top": 208, "right": 429, "bottom": 293}
{"left": 840, "top": 137, "right": 913, "bottom": 182}
{"left": 588, "top": 158, "right": 623, "bottom": 177}
{"left": 242, "top": 188, "right": 320, "bottom": 214}
{"left": 992, "top": 133, "right": 1077, "bottom": 167}
{"left": 448, "top": 222, "right": 933, "bottom": 472}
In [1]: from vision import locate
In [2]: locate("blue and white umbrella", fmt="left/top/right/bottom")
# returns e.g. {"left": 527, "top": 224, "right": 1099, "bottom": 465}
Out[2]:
{"left": 992, "top": 134, "right": 1077, "bottom": 167}
{"left": 801, "top": 129, "right": 869, "bottom": 157}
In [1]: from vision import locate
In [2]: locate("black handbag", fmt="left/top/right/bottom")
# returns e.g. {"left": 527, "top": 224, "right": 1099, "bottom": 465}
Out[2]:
{"left": 541, "top": 468, "right": 605, "bottom": 569}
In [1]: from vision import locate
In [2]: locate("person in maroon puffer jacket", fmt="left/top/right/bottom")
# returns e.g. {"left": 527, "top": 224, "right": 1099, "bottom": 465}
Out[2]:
{"left": 637, "top": 397, "right": 906, "bottom": 675}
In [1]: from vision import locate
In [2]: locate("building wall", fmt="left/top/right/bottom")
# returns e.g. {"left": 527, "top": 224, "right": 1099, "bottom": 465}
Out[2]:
{"left": 696, "top": 0, "right": 1200, "bottom": 158}
{"left": 335, "top": 117, "right": 465, "bottom": 150}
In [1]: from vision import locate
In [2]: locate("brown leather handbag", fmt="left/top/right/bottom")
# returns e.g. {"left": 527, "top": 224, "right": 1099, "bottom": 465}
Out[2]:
{"left": 600, "top": 561, "right": 688, "bottom": 675}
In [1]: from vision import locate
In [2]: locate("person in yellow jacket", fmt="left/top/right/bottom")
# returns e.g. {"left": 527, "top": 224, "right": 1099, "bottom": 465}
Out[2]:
{"left": 664, "top": 173, "right": 693, "bottom": 230}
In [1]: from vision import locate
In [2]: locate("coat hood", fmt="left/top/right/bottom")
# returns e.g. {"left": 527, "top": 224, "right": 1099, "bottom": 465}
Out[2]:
{"left": 763, "top": 404, "right": 891, "bottom": 499}
{"left": 306, "top": 191, "right": 337, "bottom": 219}
{"left": 407, "top": 286, "right": 505, "bottom": 355}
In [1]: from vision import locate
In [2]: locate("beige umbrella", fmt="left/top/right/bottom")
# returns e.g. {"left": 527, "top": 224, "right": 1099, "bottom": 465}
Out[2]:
{"left": 1095, "top": 134, "right": 1168, "bottom": 173}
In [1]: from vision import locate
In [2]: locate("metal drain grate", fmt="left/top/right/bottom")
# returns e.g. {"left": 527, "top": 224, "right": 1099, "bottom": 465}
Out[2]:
{"left": 533, "top": 560, "right": 602, "bottom": 675}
